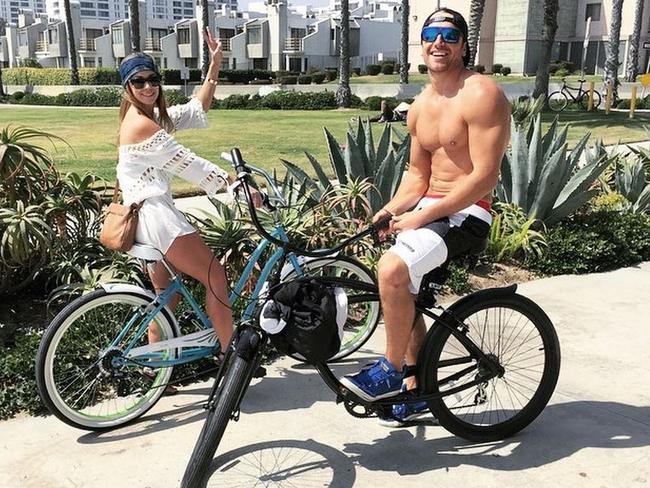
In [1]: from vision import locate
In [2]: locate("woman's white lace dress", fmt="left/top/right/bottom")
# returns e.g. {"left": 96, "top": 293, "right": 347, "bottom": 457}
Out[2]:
{"left": 116, "top": 98, "right": 228, "bottom": 254}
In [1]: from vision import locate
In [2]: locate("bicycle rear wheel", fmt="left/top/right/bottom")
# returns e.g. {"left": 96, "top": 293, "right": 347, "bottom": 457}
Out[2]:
{"left": 284, "top": 256, "right": 380, "bottom": 361}
{"left": 182, "top": 331, "right": 259, "bottom": 488}
{"left": 548, "top": 91, "right": 568, "bottom": 112}
{"left": 421, "top": 291, "right": 560, "bottom": 442}
{"left": 580, "top": 91, "right": 602, "bottom": 110}
{"left": 36, "top": 289, "right": 177, "bottom": 430}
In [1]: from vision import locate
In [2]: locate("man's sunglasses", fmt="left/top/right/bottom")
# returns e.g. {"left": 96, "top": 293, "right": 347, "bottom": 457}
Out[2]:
{"left": 129, "top": 75, "right": 162, "bottom": 89}
{"left": 421, "top": 26, "right": 462, "bottom": 44}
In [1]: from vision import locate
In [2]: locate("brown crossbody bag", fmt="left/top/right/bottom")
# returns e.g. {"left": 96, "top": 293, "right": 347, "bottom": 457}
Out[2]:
{"left": 99, "top": 179, "right": 143, "bottom": 252}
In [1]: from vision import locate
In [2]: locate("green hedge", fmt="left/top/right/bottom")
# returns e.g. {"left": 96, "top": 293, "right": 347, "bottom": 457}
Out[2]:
{"left": 366, "top": 64, "right": 381, "bottom": 76}
{"left": 4, "top": 67, "right": 120, "bottom": 85}
{"left": 530, "top": 211, "right": 650, "bottom": 275}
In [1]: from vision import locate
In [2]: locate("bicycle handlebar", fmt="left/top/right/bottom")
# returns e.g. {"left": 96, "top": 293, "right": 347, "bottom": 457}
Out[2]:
{"left": 221, "top": 148, "right": 390, "bottom": 257}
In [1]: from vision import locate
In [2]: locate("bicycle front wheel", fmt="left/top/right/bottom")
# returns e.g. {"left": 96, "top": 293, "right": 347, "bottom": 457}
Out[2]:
{"left": 548, "top": 91, "right": 568, "bottom": 112}
{"left": 421, "top": 292, "right": 560, "bottom": 442}
{"left": 283, "top": 256, "right": 380, "bottom": 361}
{"left": 36, "top": 289, "right": 177, "bottom": 430}
{"left": 182, "top": 350, "right": 255, "bottom": 488}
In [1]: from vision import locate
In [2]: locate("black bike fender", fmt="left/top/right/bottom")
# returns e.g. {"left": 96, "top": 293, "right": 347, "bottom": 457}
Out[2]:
{"left": 445, "top": 284, "right": 518, "bottom": 314}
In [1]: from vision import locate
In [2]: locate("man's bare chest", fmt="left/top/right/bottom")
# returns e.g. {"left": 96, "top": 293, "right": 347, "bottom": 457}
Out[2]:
{"left": 413, "top": 106, "right": 468, "bottom": 154}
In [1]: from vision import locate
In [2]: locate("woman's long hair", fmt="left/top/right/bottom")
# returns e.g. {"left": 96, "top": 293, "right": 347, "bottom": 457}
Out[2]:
{"left": 117, "top": 84, "right": 174, "bottom": 145}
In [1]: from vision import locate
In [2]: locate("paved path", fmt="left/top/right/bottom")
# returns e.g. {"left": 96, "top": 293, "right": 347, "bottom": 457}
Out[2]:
{"left": 1, "top": 263, "right": 649, "bottom": 487}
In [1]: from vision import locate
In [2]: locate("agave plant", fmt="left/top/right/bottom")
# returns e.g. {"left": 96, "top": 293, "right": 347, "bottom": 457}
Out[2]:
{"left": 496, "top": 114, "right": 614, "bottom": 226}
{"left": 610, "top": 158, "right": 650, "bottom": 213}
{"left": 281, "top": 117, "right": 411, "bottom": 213}
{"left": 487, "top": 202, "right": 547, "bottom": 262}
{"left": 0, "top": 126, "right": 65, "bottom": 206}
{"left": 510, "top": 95, "right": 545, "bottom": 128}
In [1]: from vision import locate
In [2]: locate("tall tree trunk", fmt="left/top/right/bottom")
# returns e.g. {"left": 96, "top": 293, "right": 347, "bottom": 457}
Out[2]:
{"left": 399, "top": 0, "right": 409, "bottom": 84}
{"left": 0, "top": 18, "right": 5, "bottom": 96}
{"left": 625, "top": 0, "right": 644, "bottom": 82}
{"left": 605, "top": 0, "right": 624, "bottom": 103}
{"left": 336, "top": 0, "right": 351, "bottom": 108}
{"left": 129, "top": 0, "right": 141, "bottom": 52}
{"left": 467, "top": 0, "right": 486, "bottom": 69}
{"left": 200, "top": 0, "right": 210, "bottom": 79}
{"left": 533, "top": 0, "right": 558, "bottom": 100}
{"left": 63, "top": 0, "right": 79, "bottom": 85}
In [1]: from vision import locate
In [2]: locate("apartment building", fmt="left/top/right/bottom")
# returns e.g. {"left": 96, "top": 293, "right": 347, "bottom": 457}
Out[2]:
{"left": 0, "top": 0, "right": 45, "bottom": 23}
{"left": 2, "top": 0, "right": 400, "bottom": 74}
{"left": 408, "top": 0, "right": 650, "bottom": 75}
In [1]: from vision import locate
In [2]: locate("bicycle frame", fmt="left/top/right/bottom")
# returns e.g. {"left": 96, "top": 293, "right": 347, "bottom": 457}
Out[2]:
{"left": 114, "top": 225, "right": 306, "bottom": 370}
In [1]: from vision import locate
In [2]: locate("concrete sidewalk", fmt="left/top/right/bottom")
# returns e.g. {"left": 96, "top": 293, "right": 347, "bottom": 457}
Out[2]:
{"left": 1, "top": 264, "right": 649, "bottom": 487}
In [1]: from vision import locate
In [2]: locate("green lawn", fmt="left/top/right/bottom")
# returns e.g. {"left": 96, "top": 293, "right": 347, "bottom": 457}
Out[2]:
{"left": 1, "top": 105, "right": 647, "bottom": 195}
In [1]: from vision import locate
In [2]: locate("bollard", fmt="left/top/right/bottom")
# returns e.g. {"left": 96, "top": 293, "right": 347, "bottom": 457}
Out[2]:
{"left": 630, "top": 86, "right": 637, "bottom": 119}
{"left": 588, "top": 81, "right": 595, "bottom": 111}
{"left": 605, "top": 82, "right": 613, "bottom": 115}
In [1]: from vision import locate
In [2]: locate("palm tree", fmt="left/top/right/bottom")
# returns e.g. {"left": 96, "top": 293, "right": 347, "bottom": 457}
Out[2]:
{"left": 604, "top": 0, "right": 624, "bottom": 103}
{"left": 399, "top": 0, "right": 409, "bottom": 84}
{"left": 532, "top": 0, "right": 558, "bottom": 101}
{"left": 128, "top": 0, "right": 141, "bottom": 52}
{"left": 336, "top": 0, "right": 351, "bottom": 108}
{"left": 63, "top": 0, "right": 79, "bottom": 85}
{"left": 200, "top": 0, "right": 211, "bottom": 79}
{"left": 625, "top": 0, "right": 645, "bottom": 82}
{"left": 467, "top": 0, "right": 486, "bottom": 69}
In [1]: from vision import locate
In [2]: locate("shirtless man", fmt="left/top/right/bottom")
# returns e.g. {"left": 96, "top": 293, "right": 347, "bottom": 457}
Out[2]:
{"left": 340, "top": 8, "right": 510, "bottom": 425}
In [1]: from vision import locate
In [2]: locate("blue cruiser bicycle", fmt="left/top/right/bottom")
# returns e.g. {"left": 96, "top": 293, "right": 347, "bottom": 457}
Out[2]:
{"left": 35, "top": 159, "right": 379, "bottom": 431}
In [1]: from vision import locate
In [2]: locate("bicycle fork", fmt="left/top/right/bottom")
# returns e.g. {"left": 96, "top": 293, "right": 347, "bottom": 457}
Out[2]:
{"left": 205, "top": 325, "right": 265, "bottom": 420}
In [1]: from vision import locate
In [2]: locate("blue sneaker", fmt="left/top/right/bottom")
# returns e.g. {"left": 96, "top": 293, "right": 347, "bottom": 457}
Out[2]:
{"left": 340, "top": 358, "right": 403, "bottom": 402}
{"left": 379, "top": 386, "right": 432, "bottom": 427}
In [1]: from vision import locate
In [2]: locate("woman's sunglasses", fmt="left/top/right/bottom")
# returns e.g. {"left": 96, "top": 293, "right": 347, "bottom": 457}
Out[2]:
{"left": 129, "top": 75, "right": 162, "bottom": 89}
{"left": 421, "top": 26, "right": 462, "bottom": 44}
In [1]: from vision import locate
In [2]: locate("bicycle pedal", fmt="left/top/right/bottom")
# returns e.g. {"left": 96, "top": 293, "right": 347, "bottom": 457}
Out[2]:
{"left": 253, "top": 365, "right": 267, "bottom": 378}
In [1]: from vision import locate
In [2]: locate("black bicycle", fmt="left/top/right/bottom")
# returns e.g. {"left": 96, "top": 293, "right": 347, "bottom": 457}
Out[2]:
{"left": 181, "top": 148, "right": 561, "bottom": 487}
{"left": 548, "top": 77, "right": 602, "bottom": 112}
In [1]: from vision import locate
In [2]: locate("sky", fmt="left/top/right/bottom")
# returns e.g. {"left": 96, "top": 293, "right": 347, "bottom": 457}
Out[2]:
{"left": 238, "top": 0, "right": 331, "bottom": 9}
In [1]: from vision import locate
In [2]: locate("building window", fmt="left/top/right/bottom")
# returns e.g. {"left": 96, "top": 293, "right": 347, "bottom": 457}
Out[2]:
{"left": 585, "top": 3, "right": 601, "bottom": 22}
{"left": 177, "top": 28, "right": 190, "bottom": 44}
{"left": 98, "top": 11, "right": 109, "bottom": 17}
{"left": 112, "top": 29, "right": 123, "bottom": 44}
{"left": 81, "top": 9, "right": 96, "bottom": 16}
{"left": 80, "top": 2, "right": 94, "bottom": 7}
{"left": 247, "top": 27, "right": 261, "bottom": 44}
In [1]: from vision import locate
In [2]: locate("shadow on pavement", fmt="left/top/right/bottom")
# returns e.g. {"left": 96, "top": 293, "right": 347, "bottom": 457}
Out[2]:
{"left": 205, "top": 439, "right": 356, "bottom": 488}
{"left": 343, "top": 401, "right": 650, "bottom": 475}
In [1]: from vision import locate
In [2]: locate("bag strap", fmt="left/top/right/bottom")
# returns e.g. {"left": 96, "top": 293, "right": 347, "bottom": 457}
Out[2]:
{"left": 111, "top": 179, "right": 120, "bottom": 204}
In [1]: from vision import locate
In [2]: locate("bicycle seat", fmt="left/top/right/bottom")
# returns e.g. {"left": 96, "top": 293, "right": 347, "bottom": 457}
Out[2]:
{"left": 416, "top": 238, "right": 488, "bottom": 308}
{"left": 128, "top": 243, "right": 164, "bottom": 262}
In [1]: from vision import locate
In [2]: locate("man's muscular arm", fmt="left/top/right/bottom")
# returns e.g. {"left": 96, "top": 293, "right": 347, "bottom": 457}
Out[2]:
{"left": 374, "top": 101, "right": 431, "bottom": 222}
{"left": 393, "top": 80, "right": 510, "bottom": 231}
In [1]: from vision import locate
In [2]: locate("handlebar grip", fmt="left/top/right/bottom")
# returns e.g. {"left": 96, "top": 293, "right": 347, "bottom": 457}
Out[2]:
{"left": 220, "top": 152, "right": 234, "bottom": 165}
{"left": 230, "top": 148, "right": 247, "bottom": 173}
{"left": 373, "top": 214, "right": 392, "bottom": 231}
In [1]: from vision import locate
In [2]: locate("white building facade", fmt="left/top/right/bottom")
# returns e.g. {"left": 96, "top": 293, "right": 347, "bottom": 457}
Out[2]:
{"left": 1, "top": 0, "right": 400, "bottom": 73}
{"left": 1, "top": 0, "right": 46, "bottom": 23}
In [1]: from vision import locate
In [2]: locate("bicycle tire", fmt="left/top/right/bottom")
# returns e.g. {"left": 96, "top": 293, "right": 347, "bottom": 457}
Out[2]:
{"left": 36, "top": 289, "right": 177, "bottom": 430}
{"left": 580, "top": 91, "right": 602, "bottom": 110}
{"left": 548, "top": 91, "right": 568, "bottom": 112}
{"left": 283, "top": 256, "right": 380, "bottom": 362}
{"left": 181, "top": 352, "right": 254, "bottom": 488}
{"left": 420, "top": 291, "right": 560, "bottom": 442}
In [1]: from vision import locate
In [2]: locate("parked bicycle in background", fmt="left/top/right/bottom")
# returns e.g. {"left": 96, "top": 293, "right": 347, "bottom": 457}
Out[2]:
{"left": 548, "top": 77, "right": 602, "bottom": 112}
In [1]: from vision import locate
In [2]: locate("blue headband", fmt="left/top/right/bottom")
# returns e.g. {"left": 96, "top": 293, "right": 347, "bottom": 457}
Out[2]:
{"left": 119, "top": 53, "right": 159, "bottom": 87}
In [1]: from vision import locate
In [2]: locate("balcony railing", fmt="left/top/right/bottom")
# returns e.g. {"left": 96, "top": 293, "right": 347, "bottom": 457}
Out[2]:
{"left": 219, "top": 38, "right": 231, "bottom": 51}
{"left": 284, "top": 37, "right": 303, "bottom": 52}
{"left": 144, "top": 37, "right": 161, "bottom": 51}
{"left": 79, "top": 38, "right": 96, "bottom": 51}
{"left": 35, "top": 40, "right": 48, "bottom": 52}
